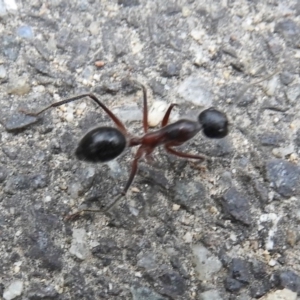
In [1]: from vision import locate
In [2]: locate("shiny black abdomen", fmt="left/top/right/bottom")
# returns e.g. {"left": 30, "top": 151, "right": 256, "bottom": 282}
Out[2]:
{"left": 75, "top": 127, "right": 126, "bottom": 163}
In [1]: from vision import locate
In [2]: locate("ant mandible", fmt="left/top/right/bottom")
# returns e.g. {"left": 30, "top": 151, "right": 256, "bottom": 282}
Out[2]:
{"left": 25, "top": 80, "right": 228, "bottom": 212}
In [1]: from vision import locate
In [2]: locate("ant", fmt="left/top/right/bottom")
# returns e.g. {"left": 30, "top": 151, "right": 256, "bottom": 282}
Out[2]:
{"left": 24, "top": 80, "right": 229, "bottom": 214}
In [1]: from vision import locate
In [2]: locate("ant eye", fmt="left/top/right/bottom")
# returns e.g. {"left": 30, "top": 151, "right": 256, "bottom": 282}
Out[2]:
{"left": 198, "top": 108, "right": 228, "bottom": 139}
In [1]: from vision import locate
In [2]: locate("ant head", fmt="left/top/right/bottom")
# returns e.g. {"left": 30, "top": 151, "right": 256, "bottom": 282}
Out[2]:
{"left": 76, "top": 127, "right": 126, "bottom": 163}
{"left": 198, "top": 108, "right": 228, "bottom": 139}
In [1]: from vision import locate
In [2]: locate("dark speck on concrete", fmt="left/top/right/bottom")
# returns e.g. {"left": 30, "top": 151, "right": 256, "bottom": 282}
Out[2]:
{"left": 271, "top": 270, "right": 300, "bottom": 294}
{"left": 118, "top": 0, "right": 140, "bottom": 7}
{"left": 0, "top": 165, "right": 8, "bottom": 183}
{"left": 158, "top": 271, "right": 186, "bottom": 297}
{"left": 274, "top": 19, "right": 300, "bottom": 47}
{"left": 1, "top": 35, "right": 20, "bottom": 61}
{"left": 131, "top": 285, "right": 167, "bottom": 300}
{"left": 1, "top": 111, "right": 38, "bottom": 132}
{"left": 4, "top": 175, "right": 31, "bottom": 194}
{"left": 230, "top": 258, "right": 251, "bottom": 284}
{"left": 224, "top": 277, "right": 244, "bottom": 292}
{"left": 266, "top": 159, "right": 300, "bottom": 198}
{"left": 27, "top": 284, "right": 59, "bottom": 300}
{"left": 221, "top": 187, "right": 252, "bottom": 225}
{"left": 160, "top": 62, "right": 182, "bottom": 77}
{"left": 258, "top": 132, "right": 285, "bottom": 147}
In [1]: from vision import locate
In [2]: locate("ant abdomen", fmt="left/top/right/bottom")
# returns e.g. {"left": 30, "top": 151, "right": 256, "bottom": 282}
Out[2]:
{"left": 75, "top": 127, "right": 126, "bottom": 163}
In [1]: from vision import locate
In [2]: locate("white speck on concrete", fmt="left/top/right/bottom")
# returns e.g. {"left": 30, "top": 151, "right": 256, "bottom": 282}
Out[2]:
{"left": 3, "top": 0, "right": 17, "bottom": 12}
{"left": 191, "top": 244, "right": 222, "bottom": 280}
{"left": 69, "top": 228, "right": 89, "bottom": 260}
{"left": 262, "top": 288, "right": 297, "bottom": 300}
{"left": 259, "top": 213, "right": 281, "bottom": 250}
{"left": 148, "top": 100, "right": 168, "bottom": 127}
{"left": 3, "top": 280, "right": 23, "bottom": 300}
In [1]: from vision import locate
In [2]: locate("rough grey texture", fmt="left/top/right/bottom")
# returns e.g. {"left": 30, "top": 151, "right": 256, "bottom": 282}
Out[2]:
{"left": 1, "top": 0, "right": 300, "bottom": 299}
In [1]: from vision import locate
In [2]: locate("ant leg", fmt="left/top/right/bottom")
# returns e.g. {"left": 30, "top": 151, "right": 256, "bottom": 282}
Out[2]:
{"left": 122, "top": 146, "right": 146, "bottom": 194}
{"left": 22, "top": 93, "right": 127, "bottom": 134}
{"left": 165, "top": 145, "right": 206, "bottom": 161}
{"left": 131, "top": 81, "right": 148, "bottom": 133}
{"left": 140, "top": 84, "right": 148, "bottom": 133}
{"left": 161, "top": 104, "right": 178, "bottom": 127}
{"left": 103, "top": 146, "right": 147, "bottom": 212}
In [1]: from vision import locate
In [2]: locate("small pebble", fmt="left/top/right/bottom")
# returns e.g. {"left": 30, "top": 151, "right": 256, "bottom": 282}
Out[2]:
{"left": 81, "top": 66, "right": 94, "bottom": 81}
{"left": 148, "top": 100, "right": 168, "bottom": 127}
{"left": 190, "top": 29, "right": 204, "bottom": 43}
{"left": 16, "top": 25, "right": 34, "bottom": 39}
{"left": 59, "top": 105, "right": 67, "bottom": 112}
{"left": 131, "top": 187, "right": 140, "bottom": 193}
{"left": 69, "top": 228, "right": 89, "bottom": 260}
{"left": 78, "top": 102, "right": 87, "bottom": 110}
{"left": 286, "top": 84, "right": 300, "bottom": 104}
{"left": 268, "top": 259, "right": 277, "bottom": 267}
{"left": 263, "top": 76, "right": 278, "bottom": 96}
{"left": 0, "top": 65, "right": 7, "bottom": 78}
{"left": 33, "top": 85, "right": 46, "bottom": 93}
{"left": 89, "top": 21, "right": 100, "bottom": 35}
{"left": 183, "top": 231, "right": 193, "bottom": 243}
{"left": 65, "top": 112, "right": 74, "bottom": 122}
{"left": 95, "top": 60, "right": 105, "bottom": 68}
{"left": 199, "top": 290, "right": 223, "bottom": 300}
{"left": 44, "top": 196, "right": 51, "bottom": 202}
{"left": 135, "top": 272, "right": 142, "bottom": 277}
{"left": 106, "top": 160, "right": 122, "bottom": 178}
{"left": 194, "top": 50, "right": 208, "bottom": 67}
{"left": 192, "top": 244, "right": 222, "bottom": 280}
{"left": 3, "top": 0, "right": 18, "bottom": 13}
{"left": 129, "top": 206, "right": 139, "bottom": 216}
{"left": 182, "top": 6, "right": 190, "bottom": 17}
{"left": 2, "top": 111, "right": 38, "bottom": 132}
{"left": 3, "top": 280, "right": 23, "bottom": 300}
{"left": 289, "top": 153, "right": 298, "bottom": 163}
{"left": 14, "top": 265, "right": 20, "bottom": 273}
{"left": 0, "top": 2, "right": 7, "bottom": 17}
{"left": 172, "top": 204, "right": 181, "bottom": 211}
{"left": 209, "top": 206, "right": 218, "bottom": 214}
{"left": 7, "top": 77, "right": 31, "bottom": 95}
{"left": 263, "top": 288, "right": 297, "bottom": 300}
{"left": 59, "top": 182, "right": 67, "bottom": 190}
{"left": 69, "top": 182, "right": 83, "bottom": 199}
{"left": 131, "top": 286, "right": 164, "bottom": 300}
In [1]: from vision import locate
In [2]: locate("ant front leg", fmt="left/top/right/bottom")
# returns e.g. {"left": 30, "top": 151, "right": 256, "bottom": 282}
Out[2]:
{"left": 102, "top": 146, "right": 148, "bottom": 212}
{"left": 22, "top": 94, "right": 128, "bottom": 134}
{"left": 140, "top": 84, "right": 148, "bottom": 134}
{"left": 161, "top": 104, "right": 178, "bottom": 127}
{"left": 129, "top": 80, "right": 149, "bottom": 133}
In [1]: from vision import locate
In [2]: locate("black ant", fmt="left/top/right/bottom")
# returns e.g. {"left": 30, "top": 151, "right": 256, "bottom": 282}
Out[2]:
{"left": 24, "top": 80, "right": 228, "bottom": 214}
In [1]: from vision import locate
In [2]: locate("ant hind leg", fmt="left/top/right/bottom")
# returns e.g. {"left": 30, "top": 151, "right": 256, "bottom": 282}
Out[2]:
{"left": 165, "top": 145, "right": 206, "bottom": 161}
{"left": 21, "top": 93, "right": 128, "bottom": 134}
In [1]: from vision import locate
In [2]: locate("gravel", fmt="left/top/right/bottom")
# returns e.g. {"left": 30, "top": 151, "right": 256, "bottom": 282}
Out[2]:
{"left": 1, "top": 0, "right": 300, "bottom": 299}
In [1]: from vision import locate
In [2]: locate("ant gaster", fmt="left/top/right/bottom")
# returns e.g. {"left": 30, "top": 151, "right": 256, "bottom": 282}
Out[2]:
{"left": 25, "top": 81, "right": 228, "bottom": 212}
